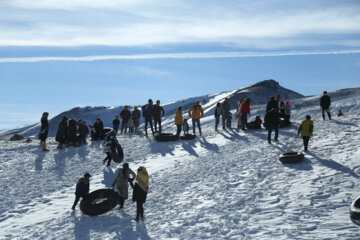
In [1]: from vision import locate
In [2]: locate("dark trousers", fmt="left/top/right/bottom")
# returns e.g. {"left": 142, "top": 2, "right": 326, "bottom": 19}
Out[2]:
{"left": 154, "top": 117, "right": 162, "bottom": 133}
{"left": 72, "top": 196, "right": 81, "bottom": 209}
{"left": 192, "top": 118, "right": 201, "bottom": 135}
{"left": 176, "top": 124, "right": 182, "bottom": 136}
{"left": 241, "top": 113, "right": 248, "bottom": 130}
{"left": 103, "top": 152, "right": 112, "bottom": 166}
{"left": 302, "top": 136, "right": 310, "bottom": 152}
{"left": 113, "top": 125, "right": 119, "bottom": 134}
{"left": 322, "top": 107, "right": 331, "bottom": 120}
{"left": 79, "top": 134, "right": 87, "bottom": 144}
{"left": 121, "top": 120, "right": 128, "bottom": 134}
{"left": 119, "top": 197, "right": 125, "bottom": 208}
{"left": 136, "top": 201, "right": 144, "bottom": 218}
{"left": 267, "top": 125, "right": 279, "bottom": 143}
{"left": 215, "top": 116, "right": 220, "bottom": 130}
{"left": 144, "top": 118, "right": 154, "bottom": 136}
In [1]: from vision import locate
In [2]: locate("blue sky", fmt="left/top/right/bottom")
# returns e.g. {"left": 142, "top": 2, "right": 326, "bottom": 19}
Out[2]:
{"left": 0, "top": 0, "right": 360, "bottom": 129}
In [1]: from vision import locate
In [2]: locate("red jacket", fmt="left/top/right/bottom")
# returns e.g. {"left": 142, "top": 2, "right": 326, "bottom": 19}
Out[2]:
{"left": 241, "top": 102, "right": 250, "bottom": 114}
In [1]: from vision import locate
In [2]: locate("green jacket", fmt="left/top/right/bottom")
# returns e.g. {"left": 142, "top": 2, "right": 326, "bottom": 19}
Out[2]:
{"left": 112, "top": 167, "right": 136, "bottom": 199}
{"left": 298, "top": 119, "right": 314, "bottom": 137}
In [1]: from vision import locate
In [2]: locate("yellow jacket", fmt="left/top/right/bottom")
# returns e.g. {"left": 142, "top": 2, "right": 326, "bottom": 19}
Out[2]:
{"left": 175, "top": 109, "right": 183, "bottom": 125}
{"left": 136, "top": 166, "right": 149, "bottom": 192}
{"left": 188, "top": 105, "right": 204, "bottom": 119}
{"left": 298, "top": 119, "right": 314, "bottom": 137}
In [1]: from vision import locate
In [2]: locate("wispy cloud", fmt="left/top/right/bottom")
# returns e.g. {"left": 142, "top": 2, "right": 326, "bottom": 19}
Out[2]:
{"left": 1, "top": 49, "right": 360, "bottom": 63}
{"left": 0, "top": 0, "right": 359, "bottom": 49}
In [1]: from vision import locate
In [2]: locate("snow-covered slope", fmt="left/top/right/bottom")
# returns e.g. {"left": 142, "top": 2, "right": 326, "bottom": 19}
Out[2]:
{"left": 0, "top": 84, "right": 360, "bottom": 239}
{"left": 0, "top": 80, "right": 304, "bottom": 138}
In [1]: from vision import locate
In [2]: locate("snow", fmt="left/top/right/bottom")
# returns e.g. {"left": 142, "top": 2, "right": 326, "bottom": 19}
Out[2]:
{"left": 1, "top": 86, "right": 360, "bottom": 239}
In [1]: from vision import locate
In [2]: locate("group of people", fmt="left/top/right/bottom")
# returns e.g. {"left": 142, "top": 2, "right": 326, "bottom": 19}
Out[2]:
{"left": 72, "top": 163, "right": 150, "bottom": 221}
{"left": 55, "top": 116, "right": 89, "bottom": 149}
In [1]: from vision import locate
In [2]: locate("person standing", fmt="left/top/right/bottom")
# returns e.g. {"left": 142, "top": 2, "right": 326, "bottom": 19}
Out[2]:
{"left": 72, "top": 172, "right": 91, "bottom": 210}
{"left": 175, "top": 107, "right": 183, "bottom": 137}
{"left": 56, "top": 116, "right": 68, "bottom": 149}
{"left": 284, "top": 99, "right": 291, "bottom": 123}
{"left": 40, "top": 112, "right": 49, "bottom": 151}
{"left": 214, "top": 102, "right": 222, "bottom": 131}
{"left": 120, "top": 106, "right": 131, "bottom": 134}
{"left": 142, "top": 99, "right": 155, "bottom": 137}
{"left": 240, "top": 98, "right": 250, "bottom": 130}
{"left": 320, "top": 91, "right": 332, "bottom": 120}
{"left": 235, "top": 98, "right": 244, "bottom": 131}
{"left": 132, "top": 106, "right": 141, "bottom": 133}
{"left": 132, "top": 166, "right": 149, "bottom": 221}
{"left": 266, "top": 96, "right": 278, "bottom": 112}
{"left": 112, "top": 115, "right": 120, "bottom": 134}
{"left": 112, "top": 163, "right": 136, "bottom": 209}
{"left": 153, "top": 100, "right": 165, "bottom": 133}
{"left": 92, "top": 118, "right": 104, "bottom": 140}
{"left": 188, "top": 101, "right": 204, "bottom": 136}
{"left": 78, "top": 120, "right": 89, "bottom": 145}
{"left": 264, "top": 107, "right": 280, "bottom": 144}
{"left": 221, "top": 98, "right": 231, "bottom": 130}
{"left": 297, "top": 115, "right": 314, "bottom": 152}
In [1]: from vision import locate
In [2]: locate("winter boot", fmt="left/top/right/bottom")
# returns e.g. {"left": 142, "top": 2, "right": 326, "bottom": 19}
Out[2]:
{"left": 328, "top": 112, "right": 332, "bottom": 120}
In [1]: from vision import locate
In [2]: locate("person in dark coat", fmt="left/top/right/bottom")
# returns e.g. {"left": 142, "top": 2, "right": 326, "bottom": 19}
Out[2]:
{"left": 78, "top": 120, "right": 89, "bottom": 144}
{"left": 320, "top": 91, "right": 332, "bottom": 120}
{"left": 221, "top": 98, "right": 231, "bottom": 130}
{"left": 68, "top": 118, "right": 78, "bottom": 145}
{"left": 132, "top": 107, "right": 141, "bottom": 132}
{"left": 92, "top": 118, "right": 104, "bottom": 140}
{"left": 264, "top": 107, "right": 280, "bottom": 144}
{"left": 40, "top": 112, "right": 49, "bottom": 151}
{"left": 102, "top": 130, "right": 124, "bottom": 167}
{"left": 112, "top": 115, "right": 120, "bottom": 134}
{"left": 132, "top": 166, "right": 149, "bottom": 221}
{"left": 120, "top": 106, "right": 131, "bottom": 134}
{"left": 153, "top": 100, "right": 165, "bottom": 133}
{"left": 56, "top": 116, "right": 68, "bottom": 149}
{"left": 266, "top": 96, "right": 278, "bottom": 112}
{"left": 72, "top": 173, "right": 91, "bottom": 210}
{"left": 214, "top": 102, "right": 222, "bottom": 131}
{"left": 142, "top": 99, "right": 155, "bottom": 137}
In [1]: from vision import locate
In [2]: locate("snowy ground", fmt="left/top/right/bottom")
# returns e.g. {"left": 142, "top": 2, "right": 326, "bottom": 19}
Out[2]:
{"left": 1, "top": 93, "right": 360, "bottom": 239}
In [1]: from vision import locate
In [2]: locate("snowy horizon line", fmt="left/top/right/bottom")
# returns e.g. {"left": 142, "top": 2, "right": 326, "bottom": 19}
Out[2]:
{"left": 1, "top": 49, "right": 360, "bottom": 63}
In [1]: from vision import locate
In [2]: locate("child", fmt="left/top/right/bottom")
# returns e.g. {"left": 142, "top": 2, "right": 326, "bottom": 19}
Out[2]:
{"left": 127, "top": 117, "right": 135, "bottom": 133}
{"left": 297, "top": 115, "right": 314, "bottom": 152}
{"left": 102, "top": 130, "right": 119, "bottom": 166}
{"left": 132, "top": 166, "right": 149, "bottom": 221}
{"left": 183, "top": 118, "right": 189, "bottom": 135}
{"left": 72, "top": 173, "right": 91, "bottom": 210}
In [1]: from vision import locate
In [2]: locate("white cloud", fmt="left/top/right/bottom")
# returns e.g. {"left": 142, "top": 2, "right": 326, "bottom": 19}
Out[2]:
{"left": 0, "top": 0, "right": 359, "bottom": 48}
{"left": 1, "top": 49, "right": 359, "bottom": 63}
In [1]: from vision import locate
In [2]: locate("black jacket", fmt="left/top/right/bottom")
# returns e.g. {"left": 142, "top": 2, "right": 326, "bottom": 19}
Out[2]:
{"left": 132, "top": 183, "right": 147, "bottom": 203}
{"left": 78, "top": 124, "right": 89, "bottom": 136}
{"left": 266, "top": 100, "right": 279, "bottom": 112}
{"left": 40, "top": 116, "right": 49, "bottom": 139}
{"left": 120, "top": 110, "right": 131, "bottom": 121}
{"left": 142, "top": 104, "right": 154, "bottom": 119}
{"left": 320, "top": 95, "right": 331, "bottom": 109}
{"left": 113, "top": 119, "right": 120, "bottom": 127}
{"left": 93, "top": 121, "right": 104, "bottom": 133}
{"left": 56, "top": 120, "right": 68, "bottom": 143}
{"left": 132, "top": 110, "right": 141, "bottom": 121}
{"left": 153, "top": 105, "right": 165, "bottom": 119}
{"left": 264, "top": 109, "right": 280, "bottom": 127}
{"left": 75, "top": 177, "right": 90, "bottom": 197}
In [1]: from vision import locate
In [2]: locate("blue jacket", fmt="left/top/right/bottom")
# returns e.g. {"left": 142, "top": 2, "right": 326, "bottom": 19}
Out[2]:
{"left": 75, "top": 177, "right": 90, "bottom": 197}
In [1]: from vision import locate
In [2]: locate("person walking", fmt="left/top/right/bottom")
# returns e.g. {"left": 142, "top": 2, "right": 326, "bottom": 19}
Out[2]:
{"left": 120, "top": 106, "right": 131, "bottom": 134}
{"left": 297, "top": 115, "right": 314, "bottom": 152}
{"left": 264, "top": 107, "right": 280, "bottom": 144}
{"left": 103, "top": 130, "right": 123, "bottom": 166}
{"left": 175, "top": 107, "right": 183, "bottom": 137}
{"left": 240, "top": 98, "right": 250, "bottom": 130}
{"left": 112, "top": 163, "right": 136, "bottom": 209}
{"left": 221, "top": 98, "right": 231, "bottom": 130}
{"left": 113, "top": 115, "right": 120, "bottom": 134}
{"left": 320, "top": 91, "right": 332, "bottom": 120}
{"left": 153, "top": 100, "right": 165, "bottom": 133}
{"left": 56, "top": 116, "right": 68, "bottom": 149}
{"left": 188, "top": 101, "right": 204, "bottom": 136}
{"left": 132, "top": 166, "right": 149, "bottom": 221}
{"left": 40, "top": 112, "right": 49, "bottom": 151}
{"left": 142, "top": 99, "right": 155, "bottom": 137}
{"left": 132, "top": 106, "right": 141, "bottom": 133}
{"left": 72, "top": 172, "right": 91, "bottom": 210}
{"left": 214, "top": 102, "right": 222, "bottom": 131}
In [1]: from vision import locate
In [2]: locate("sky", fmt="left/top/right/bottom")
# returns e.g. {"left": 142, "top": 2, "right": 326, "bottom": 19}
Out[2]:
{"left": 0, "top": 0, "right": 360, "bottom": 130}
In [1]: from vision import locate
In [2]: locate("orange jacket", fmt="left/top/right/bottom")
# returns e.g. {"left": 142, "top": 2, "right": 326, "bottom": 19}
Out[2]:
{"left": 188, "top": 105, "right": 204, "bottom": 119}
{"left": 175, "top": 109, "right": 183, "bottom": 125}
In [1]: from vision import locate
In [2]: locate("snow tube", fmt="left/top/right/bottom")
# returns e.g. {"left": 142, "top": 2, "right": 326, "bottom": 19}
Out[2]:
{"left": 279, "top": 152, "right": 304, "bottom": 164}
{"left": 111, "top": 143, "right": 124, "bottom": 163}
{"left": 80, "top": 188, "right": 120, "bottom": 216}
{"left": 155, "top": 133, "right": 179, "bottom": 142}
{"left": 350, "top": 196, "right": 360, "bottom": 226}
{"left": 180, "top": 134, "right": 196, "bottom": 140}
